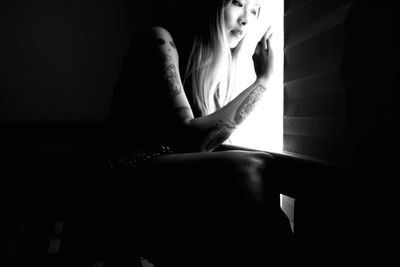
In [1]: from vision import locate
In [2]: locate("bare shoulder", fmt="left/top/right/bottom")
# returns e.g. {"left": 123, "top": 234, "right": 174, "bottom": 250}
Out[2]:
{"left": 150, "top": 26, "right": 173, "bottom": 40}
{"left": 149, "top": 26, "right": 178, "bottom": 52}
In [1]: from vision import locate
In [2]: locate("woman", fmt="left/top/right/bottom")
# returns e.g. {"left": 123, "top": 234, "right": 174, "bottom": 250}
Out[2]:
{"left": 103, "top": 0, "right": 293, "bottom": 265}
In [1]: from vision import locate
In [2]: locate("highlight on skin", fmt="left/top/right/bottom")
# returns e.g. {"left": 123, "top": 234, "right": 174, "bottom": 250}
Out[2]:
{"left": 201, "top": 83, "right": 266, "bottom": 152}
{"left": 234, "top": 84, "right": 266, "bottom": 124}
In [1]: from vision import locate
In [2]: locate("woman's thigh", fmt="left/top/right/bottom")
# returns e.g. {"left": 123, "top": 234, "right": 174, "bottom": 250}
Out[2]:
{"left": 145, "top": 149, "right": 273, "bottom": 197}
{"left": 125, "top": 150, "right": 294, "bottom": 263}
{"left": 135, "top": 150, "right": 273, "bottom": 251}
{"left": 135, "top": 150, "right": 276, "bottom": 227}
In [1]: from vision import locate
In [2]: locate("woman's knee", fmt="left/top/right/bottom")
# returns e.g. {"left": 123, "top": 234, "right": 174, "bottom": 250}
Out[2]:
{"left": 223, "top": 151, "right": 274, "bottom": 202}
{"left": 224, "top": 150, "right": 273, "bottom": 173}
{"left": 243, "top": 151, "right": 274, "bottom": 177}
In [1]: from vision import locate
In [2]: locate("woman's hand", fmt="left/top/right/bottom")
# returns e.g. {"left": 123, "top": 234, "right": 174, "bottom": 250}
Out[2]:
{"left": 252, "top": 27, "right": 274, "bottom": 83}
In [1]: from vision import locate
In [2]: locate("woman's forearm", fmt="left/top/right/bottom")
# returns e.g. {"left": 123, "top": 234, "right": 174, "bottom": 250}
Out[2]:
{"left": 188, "top": 78, "right": 268, "bottom": 152}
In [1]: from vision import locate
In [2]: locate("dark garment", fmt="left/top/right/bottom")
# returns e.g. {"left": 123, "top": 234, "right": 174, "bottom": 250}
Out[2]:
{"left": 106, "top": 27, "right": 190, "bottom": 155}
{"left": 102, "top": 140, "right": 174, "bottom": 177}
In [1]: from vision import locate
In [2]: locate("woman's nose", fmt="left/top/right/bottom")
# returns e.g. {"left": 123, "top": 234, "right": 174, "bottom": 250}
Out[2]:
{"left": 238, "top": 11, "right": 248, "bottom": 26}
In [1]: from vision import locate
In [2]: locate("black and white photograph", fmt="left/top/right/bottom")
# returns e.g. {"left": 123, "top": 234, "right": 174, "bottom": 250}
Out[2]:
{"left": 0, "top": 0, "right": 398, "bottom": 266}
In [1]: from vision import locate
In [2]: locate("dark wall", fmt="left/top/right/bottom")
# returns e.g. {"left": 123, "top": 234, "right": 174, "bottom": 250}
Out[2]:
{"left": 343, "top": 1, "right": 399, "bottom": 163}
{"left": 0, "top": 0, "right": 182, "bottom": 235}
{"left": 0, "top": 0, "right": 179, "bottom": 123}
{"left": 341, "top": 2, "right": 398, "bottom": 262}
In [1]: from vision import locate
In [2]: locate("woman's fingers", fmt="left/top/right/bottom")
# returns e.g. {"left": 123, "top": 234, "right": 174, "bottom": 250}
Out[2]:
{"left": 254, "top": 32, "right": 273, "bottom": 57}
{"left": 254, "top": 41, "right": 262, "bottom": 55}
{"left": 261, "top": 35, "right": 267, "bottom": 50}
{"left": 266, "top": 33, "right": 273, "bottom": 52}
{"left": 263, "top": 25, "right": 272, "bottom": 40}
{"left": 259, "top": 25, "right": 272, "bottom": 50}
{"left": 264, "top": 27, "right": 273, "bottom": 39}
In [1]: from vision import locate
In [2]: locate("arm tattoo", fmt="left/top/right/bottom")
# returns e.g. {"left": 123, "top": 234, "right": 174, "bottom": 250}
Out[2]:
{"left": 156, "top": 42, "right": 181, "bottom": 101}
{"left": 200, "top": 84, "right": 266, "bottom": 151}
{"left": 234, "top": 84, "right": 266, "bottom": 124}
{"left": 164, "top": 64, "right": 182, "bottom": 101}
{"left": 202, "top": 120, "right": 236, "bottom": 152}
{"left": 160, "top": 52, "right": 172, "bottom": 62}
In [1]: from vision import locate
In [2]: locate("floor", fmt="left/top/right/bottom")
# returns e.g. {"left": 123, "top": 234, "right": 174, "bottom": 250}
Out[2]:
{"left": 0, "top": 149, "right": 296, "bottom": 267}
{"left": 0, "top": 152, "right": 152, "bottom": 267}
{"left": 0, "top": 217, "right": 155, "bottom": 267}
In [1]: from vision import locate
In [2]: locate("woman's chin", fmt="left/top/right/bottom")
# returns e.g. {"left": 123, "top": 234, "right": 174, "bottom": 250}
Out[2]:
{"left": 228, "top": 34, "right": 247, "bottom": 49}
{"left": 229, "top": 40, "right": 240, "bottom": 49}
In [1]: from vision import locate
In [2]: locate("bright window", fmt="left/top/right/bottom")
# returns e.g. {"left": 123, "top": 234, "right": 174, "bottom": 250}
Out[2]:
{"left": 229, "top": 0, "right": 284, "bottom": 153}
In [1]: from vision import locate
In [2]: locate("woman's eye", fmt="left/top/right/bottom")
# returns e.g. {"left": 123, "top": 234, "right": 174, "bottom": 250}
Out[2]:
{"left": 232, "top": 0, "right": 243, "bottom": 7}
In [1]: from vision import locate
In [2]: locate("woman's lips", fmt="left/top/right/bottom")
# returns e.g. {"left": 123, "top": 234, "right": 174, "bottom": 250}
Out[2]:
{"left": 231, "top": 29, "right": 244, "bottom": 37}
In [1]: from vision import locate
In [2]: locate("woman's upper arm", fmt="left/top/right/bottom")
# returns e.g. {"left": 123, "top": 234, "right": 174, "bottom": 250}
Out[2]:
{"left": 149, "top": 26, "right": 194, "bottom": 124}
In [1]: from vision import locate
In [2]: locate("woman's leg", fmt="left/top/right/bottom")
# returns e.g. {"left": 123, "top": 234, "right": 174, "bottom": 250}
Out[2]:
{"left": 127, "top": 149, "right": 293, "bottom": 266}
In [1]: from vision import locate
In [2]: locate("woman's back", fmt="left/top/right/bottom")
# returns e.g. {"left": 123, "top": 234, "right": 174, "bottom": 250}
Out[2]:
{"left": 107, "top": 28, "right": 184, "bottom": 149}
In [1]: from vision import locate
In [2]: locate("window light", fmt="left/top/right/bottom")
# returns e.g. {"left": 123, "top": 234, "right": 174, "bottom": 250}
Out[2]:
{"left": 229, "top": 0, "right": 284, "bottom": 153}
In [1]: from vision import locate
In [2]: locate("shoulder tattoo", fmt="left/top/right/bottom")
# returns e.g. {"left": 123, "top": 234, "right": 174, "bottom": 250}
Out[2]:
{"left": 160, "top": 52, "right": 172, "bottom": 62}
{"left": 164, "top": 64, "right": 182, "bottom": 101}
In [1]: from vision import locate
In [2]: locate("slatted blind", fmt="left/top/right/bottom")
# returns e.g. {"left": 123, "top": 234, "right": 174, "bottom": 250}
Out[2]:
{"left": 284, "top": 0, "right": 354, "bottom": 164}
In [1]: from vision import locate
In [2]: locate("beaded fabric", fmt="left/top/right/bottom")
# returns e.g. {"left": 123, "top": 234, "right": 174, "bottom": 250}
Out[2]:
{"left": 95, "top": 140, "right": 174, "bottom": 177}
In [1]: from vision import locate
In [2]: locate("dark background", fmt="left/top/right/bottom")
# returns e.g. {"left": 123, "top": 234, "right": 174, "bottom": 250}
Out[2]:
{"left": 0, "top": 0, "right": 398, "bottom": 265}
{"left": 1, "top": 0, "right": 397, "bottom": 159}
{"left": 0, "top": 2, "right": 182, "bottom": 262}
{"left": 0, "top": 0, "right": 180, "bottom": 124}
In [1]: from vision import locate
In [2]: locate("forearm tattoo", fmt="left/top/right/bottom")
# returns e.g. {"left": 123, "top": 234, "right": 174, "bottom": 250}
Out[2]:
{"left": 234, "top": 84, "right": 266, "bottom": 124}
{"left": 201, "top": 84, "right": 266, "bottom": 151}
{"left": 202, "top": 120, "right": 236, "bottom": 152}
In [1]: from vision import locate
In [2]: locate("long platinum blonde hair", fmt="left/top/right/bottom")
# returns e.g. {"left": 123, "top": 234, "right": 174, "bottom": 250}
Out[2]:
{"left": 183, "top": 0, "right": 237, "bottom": 116}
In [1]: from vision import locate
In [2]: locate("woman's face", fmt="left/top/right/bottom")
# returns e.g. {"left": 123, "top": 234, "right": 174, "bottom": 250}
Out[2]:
{"left": 224, "top": 0, "right": 260, "bottom": 48}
